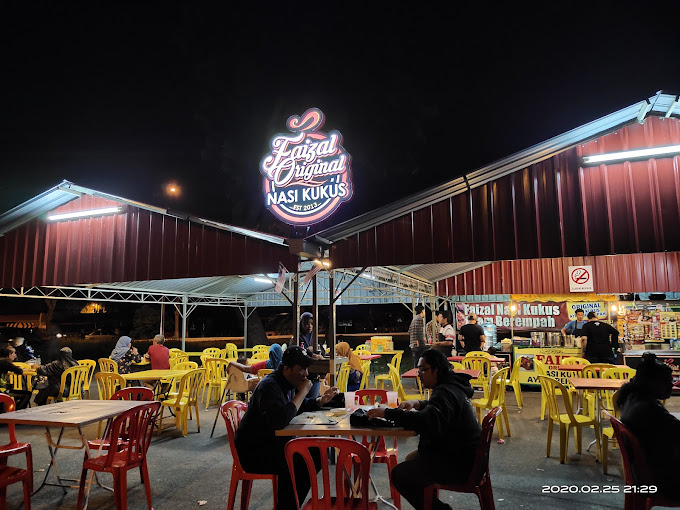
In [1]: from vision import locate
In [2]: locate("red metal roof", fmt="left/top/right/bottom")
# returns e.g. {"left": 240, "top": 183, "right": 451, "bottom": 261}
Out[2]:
{"left": 330, "top": 116, "right": 680, "bottom": 268}
{"left": 434, "top": 252, "right": 680, "bottom": 295}
{"left": 0, "top": 194, "right": 298, "bottom": 287}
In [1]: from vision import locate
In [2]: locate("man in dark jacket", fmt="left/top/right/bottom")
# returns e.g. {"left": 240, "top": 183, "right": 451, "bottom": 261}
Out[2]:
{"left": 235, "top": 346, "right": 338, "bottom": 510}
{"left": 368, "top": 349, "right": 481, "bottom": 510}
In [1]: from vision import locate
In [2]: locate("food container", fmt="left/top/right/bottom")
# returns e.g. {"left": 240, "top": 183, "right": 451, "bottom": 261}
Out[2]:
{"left": 530, "top": 332, "right": 544, "bottom": 347}
{"left": 548, "top": 332, "right": 563, "bottom": 347}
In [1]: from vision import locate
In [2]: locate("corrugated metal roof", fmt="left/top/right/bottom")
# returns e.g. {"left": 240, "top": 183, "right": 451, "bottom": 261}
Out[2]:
{"left": 313, "top": 92, "right": 680, "bottom": 243}
{"left": 389, "top": 262, "right": 491, "bottom": 283}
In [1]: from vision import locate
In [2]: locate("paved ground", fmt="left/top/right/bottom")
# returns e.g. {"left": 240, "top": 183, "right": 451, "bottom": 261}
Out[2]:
{"left": 3, "top": 381, "right": 677, "bottom": 510}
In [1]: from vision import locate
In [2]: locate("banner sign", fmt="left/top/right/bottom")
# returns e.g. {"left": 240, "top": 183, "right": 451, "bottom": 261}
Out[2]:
{"left": 454, "top": 302, "right": 569, "bottom": 331}
{"left": 260, "top": 108, "right": 353, "bottom": 225}
{"left": 275, "top": 263, "right": 288, "bottom": 294}
{"left": 513, "top": 347, "right": 582, "bottom": 386}
{"left": 566, "top": 301, "right": 607, "bottom": 320}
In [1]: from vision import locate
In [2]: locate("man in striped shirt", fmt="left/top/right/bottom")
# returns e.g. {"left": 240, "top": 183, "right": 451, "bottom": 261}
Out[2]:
{"left": 409, "top": 304, "right": 427, "bottom": 368}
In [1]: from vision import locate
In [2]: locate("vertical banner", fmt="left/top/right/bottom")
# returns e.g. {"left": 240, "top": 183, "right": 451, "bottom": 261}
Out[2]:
{"left": 275, "top": 263, "right": 288, "bottom": 294}
{"left": 302, "top": 263, "right": 322, "bottom": 286}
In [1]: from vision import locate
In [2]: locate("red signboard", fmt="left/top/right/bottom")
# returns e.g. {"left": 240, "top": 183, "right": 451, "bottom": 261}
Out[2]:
{"left": 454, "top": 301, "right": 570, "bottom": 331}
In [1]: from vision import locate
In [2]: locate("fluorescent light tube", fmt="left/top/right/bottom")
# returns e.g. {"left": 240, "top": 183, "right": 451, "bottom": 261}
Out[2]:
{"left": 47, "top": 207, "right": 122, "bottom": 221}
{"left": 253, "top": 277, "right": 273, "bottom": 284}
{"left": 583, "top": 144, "right": 680, "bottom": 164}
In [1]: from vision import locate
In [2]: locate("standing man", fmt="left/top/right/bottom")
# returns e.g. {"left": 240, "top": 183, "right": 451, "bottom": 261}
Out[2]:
{"left": 235, "top": 346, "right": 338, "bottom": 510}
{"left": 432, "top": 310, "right": 456, "bottom": 358}
{"left": 145, "top": 334, "right": 170, "bottom": 370}
{"left": 426, "top": 311, "right": 443, "bottom": 345}
{"left": 580, "top": 311, "right": 620, "bottom": 363}
{"left": 409, "top": 304, "right": 427, "bottom": 369}
{"left": 561, "top": 308, "right": 588, "bottom": 339}
{"left": 458, "top": 313, "right": 486, "bottom": 354}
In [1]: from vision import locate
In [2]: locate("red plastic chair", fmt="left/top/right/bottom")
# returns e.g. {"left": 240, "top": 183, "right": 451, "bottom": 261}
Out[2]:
{"left": 88, "top": 386, "right": 155, "bottom": 450}
{"left": 354, "top": 389, "right": 400, "bottom": 507}
{"left": 221, "top": 401, "right": 278, "bottom": 510}
{"left": 424, "top": 407, "right": 501, "bottom": 510}
{"left": 285, "top": 436, "right": 376, "bottom": 509}
{"left": 76, "top": 401, "right": 161, "bottom": 510}
{"left": 605, "top": 411, "right": 680, "bottom": 510}
{"left": 0, "top": 394, "right": 33, "bottom": 510}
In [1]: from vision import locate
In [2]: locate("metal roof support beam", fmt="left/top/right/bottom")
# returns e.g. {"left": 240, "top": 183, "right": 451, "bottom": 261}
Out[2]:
{"left": 333, "top": 266, "right": 368, "bottom": 304}
{"left": 238, "top": 304, "right": 257, "bottom": 348}
{"left": 173, "top": 298, "right": 197, "bottom": 352}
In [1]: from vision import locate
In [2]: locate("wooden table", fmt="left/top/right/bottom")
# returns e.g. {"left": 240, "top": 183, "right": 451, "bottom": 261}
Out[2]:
{"left": 0, "top": 400, "right": 150, "bottom": 495}
{"left": 448, "top": 355, "right": 504, "bottom": 363}
{"left": 402, "top": 368, "right": 480, "bottom": 379}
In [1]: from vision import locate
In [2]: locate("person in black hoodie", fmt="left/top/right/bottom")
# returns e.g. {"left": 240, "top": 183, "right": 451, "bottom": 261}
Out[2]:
{"left": 368, "top": 348, "right": 481, "bottom": 510}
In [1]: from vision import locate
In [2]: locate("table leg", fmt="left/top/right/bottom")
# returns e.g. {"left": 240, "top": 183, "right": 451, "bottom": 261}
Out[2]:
{"left": 210, "top": 384, "right": 230, "bottom": 437}
{"left": 350, "top": 436, "right": 400, "bottom": 510}
{"left": 37, "top": 427, "right": 68, "bottom": 494}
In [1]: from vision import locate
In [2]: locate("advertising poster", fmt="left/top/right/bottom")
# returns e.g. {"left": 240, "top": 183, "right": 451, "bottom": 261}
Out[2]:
{"left": 513, "top": 347, "right": 582, "bottom": 386}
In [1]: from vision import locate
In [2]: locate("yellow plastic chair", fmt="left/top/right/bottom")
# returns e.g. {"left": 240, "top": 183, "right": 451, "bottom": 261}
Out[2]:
{"left": 78, "top": 359, "right": 96, "bottom": 399}
{"left": 538, "top": 375, "right": 601, "bottom": 464}
{"left": 601, "top": 367, "right": 635, "bottom": 411}
{"left": 376, "top": 352, "right": 402, "bottom": 390}
{"left": 535, "top": 359, "right": 576, "bottom": 420}
{"left": 601, "top": 389, "right": 621, "bottom": 475}
{"left": 257, "top": 368, "right": 273, "bottom": 378}
{"left": 173, "top": 361, "right": 198, "bottom": 371}
{"left": 169, "top": 354, "right": 189, "bottom": 368}
{"left": 450, "top": 361, "right": 465, "bottom": 370}
{"left": 159, "top": 368, "right": 206, "bottom": 436}
{"left": 95, "top": 372, "right": 125, "bottom": 400}
{"left": 466, "top": 351, "right": 491, "bottom": 358}
{"left": 202, "top": 347, "right": 221, "bottom": 358}
{"left": 98, "top": 358, "right": 118, "bottom": 373}
{"left": 506, "top": 357, "right": 524, "bottom": 409}
{"left": 10, "top": 362, "right": 34, "bottom": 392}
{"left": 203, "top": 358, "right": 230, "bottom": 408}
{"left": 582, "top": 363, "right": 616, "bottom": 417}
{"left": 462, "top": 356, "right": 491, "bottom": 399}
{"left": 223, "top": 343, "right": 238, "bottom": 359}
{"left": 169, "top": 348, "right": 187, "bottom": 357}
{"left": 358, "top": 361, "right": 370, "bottom": 390}
{"left": 251, "top": 345, "right": 269, "bottom": 355}
{"left": 47, "top": 365, "right": 90, "bottom": 404}
{"left": 336, "top": 364, "right": 351, "bottom": 393}
{"left": 561, "top": 357, "right": 590, "bottom": 366}
{"left": 353, "top": 345, "right": 370, "bottom": 355}
{"left": 388, "top": 364, "right": 422, "bottom": 402}
{"left": 472, "top": 367, "right": 511, "bottom": 440}
{"left": 251, "top": 351, "right": 269, "bottom": 361}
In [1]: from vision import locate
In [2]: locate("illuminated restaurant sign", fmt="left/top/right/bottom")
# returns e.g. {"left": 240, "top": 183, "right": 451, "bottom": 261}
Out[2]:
{"left": 260, "top": 108, "right": 353, "bottom": 225}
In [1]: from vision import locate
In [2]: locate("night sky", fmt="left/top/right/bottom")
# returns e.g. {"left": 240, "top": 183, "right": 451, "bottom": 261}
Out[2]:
{"left": 1, "top": 4, "right": 679, "bottom": 237}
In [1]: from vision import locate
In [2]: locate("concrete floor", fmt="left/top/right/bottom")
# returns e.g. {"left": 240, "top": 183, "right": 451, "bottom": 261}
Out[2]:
{"left": 3, "top": 383, "right": 677, "bottom": 510}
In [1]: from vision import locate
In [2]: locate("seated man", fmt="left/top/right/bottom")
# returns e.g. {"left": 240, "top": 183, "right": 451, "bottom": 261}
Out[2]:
{"left": 368, "top": 349, "right": 481, "bottom": 510}
{"left": 0, "top": 346, "right": 32, "bottom": 410}
{"left": 145, "top": 334, "right": 170, "bottom": 369}
{"left": 235, "top": 346, "right": 338, "bottom": 510}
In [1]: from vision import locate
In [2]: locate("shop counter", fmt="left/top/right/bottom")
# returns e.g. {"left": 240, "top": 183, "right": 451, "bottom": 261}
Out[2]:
{"left": 512, "top": 346, "right": 582, "bottom": 386}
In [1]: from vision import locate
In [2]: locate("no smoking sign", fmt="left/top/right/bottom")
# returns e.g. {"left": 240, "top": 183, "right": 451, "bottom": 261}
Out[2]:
{"left": 568, "top": 265, "right": 594, "bottom": 292}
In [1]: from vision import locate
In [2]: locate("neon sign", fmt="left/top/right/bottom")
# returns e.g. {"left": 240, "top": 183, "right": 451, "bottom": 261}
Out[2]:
{"left": 260, "top": 108, "right": 353, "bottom": 225}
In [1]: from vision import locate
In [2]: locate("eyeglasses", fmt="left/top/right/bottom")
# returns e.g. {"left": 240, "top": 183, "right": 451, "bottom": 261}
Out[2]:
{"left": 417, "top": 366, "right": 432, "bottom": 374}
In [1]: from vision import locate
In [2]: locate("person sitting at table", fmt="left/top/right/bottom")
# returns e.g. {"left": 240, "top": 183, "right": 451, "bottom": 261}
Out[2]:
{"left": 228, "top": 344, "right": 284, "bottom": 391}
{"left": 145, "top": 334, "right": 170, "bottom": 370}
{"left": 11, "top": 337, "right": 36, "bottom": 363}
{"left": 110, "top": 335, "right": 142, "bottom": 374}
{"left": 368, "top": 349, "right": 481, "bottom": 510}
{"left": 335, "top": 342, "right": 362, "bottom": 391}
{"left": 616, "top": 352, "right": 680, "bottom": 500}
{"left": 235, "top": 346, "right": 338, "bottom": 510}
{"left": 34, "top": 347, "right": 79, "bottom": 406}
{"left": 0, "top": 346, "right": 31, "bottom": 410}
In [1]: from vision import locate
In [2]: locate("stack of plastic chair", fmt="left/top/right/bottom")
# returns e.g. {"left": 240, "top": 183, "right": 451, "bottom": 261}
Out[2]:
{"left": 354, "top": 389, "right": 399, "bottom": 506}
{"left": 203, "top": 358, "right": 229, "bottom": 409}
{"left": 169, "top": 354, "right": 189, "bottom": 368}
{"left": 462, "top": 355, "right": 491, "bottom": 399}
{"left": 336, "top": 364, "right": 350, "bottom": 393}
{"left": 424, "top": 407, "right": 501, "bottom": 510}
{"left": 98, "top": 358, "right": 118, "bottom": 373}
{"left": 76, "top": 402, "right": 161, "bottom": 510}
{"left": 506, "top": 357, "right": 524, "bottom": 409}
{"left": 158, "top": 368, "right": 206, "bottom": 436}
{"left": 221, "top": 401, "right": 277, "bottom": 510}
{"left": 605, "top": 411, "right": 680, "bottom": 510}
{"left": 47, "top": 365, "right": 90, "bottom": 404}
{"left": 0, "top": 394, "right": 33, "bottom": 510}
{"left": 285, "top": 437, "right": 374, "bottom": 509}
{"left": 538, "top": 375, "right": 601, "bottom": 464}
{"left": 376, "top": 352, "right": 402, "bottom": 390}
{"left": 77, "top": 359, "right": 96, "bottom": 399}
{"left": 472, "top": 367, "right": 511, "bottom": 440}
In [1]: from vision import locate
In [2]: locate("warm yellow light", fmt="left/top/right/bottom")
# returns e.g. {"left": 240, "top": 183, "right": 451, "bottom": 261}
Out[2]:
{"left": 165, "top": 183, "right": 181, "bottom": 197}
{"left": 611, "top": 305, "right": 618, "bottom": 312}
{"left": 510, "top": 304, "right": 517, "bottom": 312}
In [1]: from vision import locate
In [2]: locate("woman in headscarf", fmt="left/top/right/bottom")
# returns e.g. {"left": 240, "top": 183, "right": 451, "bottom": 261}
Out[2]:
{"left": 227, "top": 344, "right": 283, "bottom": 392}
{"left": 110, "top": 336, "right": 142, "bottom": 374}
{"left": 616, "top": 352, "right": 680, "bottom": 500}
{"left": 299, "top": 312, "right": 314, "bottom": 351}
{"left": 35, "top": 347, "right": 79, "bottom": 405}
{"left": 335, "top": 342, "right": 363, "bottom": 391}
